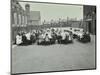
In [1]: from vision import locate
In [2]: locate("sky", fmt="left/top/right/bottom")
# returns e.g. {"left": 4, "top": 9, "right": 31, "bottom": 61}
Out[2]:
{"left": 19, "top": 1, "right": 83, "bottom": 22}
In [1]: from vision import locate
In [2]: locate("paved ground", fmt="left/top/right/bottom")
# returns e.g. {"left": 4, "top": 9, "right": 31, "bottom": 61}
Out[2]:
{"left": 12, "top": 35, "right": 96, "bottom": 74}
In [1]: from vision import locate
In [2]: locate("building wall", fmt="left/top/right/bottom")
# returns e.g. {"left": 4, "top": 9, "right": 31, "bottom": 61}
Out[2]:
{"left": 11, "top": 0, "right": 41, "bottom": 43}
{"left": 11, "top": 0, "right": 27, "bottom": 43}
{"left": 83, "top": 5, "right": 96, "bottom": 35}
{"left": 30, "top": 20, "right": 40, "bottom": 25}
{"left": 11, "top": 0, "right": 26, "bottom": 26}
{"left": 29, "top": 11, "right": 41, "bottom": 26}
{"left": 25, "top": 4, "right": 30, "bottom": 25}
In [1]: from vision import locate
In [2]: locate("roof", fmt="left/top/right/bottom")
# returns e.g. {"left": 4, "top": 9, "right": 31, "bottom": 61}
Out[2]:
{"left": 29, "top": 11, "right": 41, "bottom": 21}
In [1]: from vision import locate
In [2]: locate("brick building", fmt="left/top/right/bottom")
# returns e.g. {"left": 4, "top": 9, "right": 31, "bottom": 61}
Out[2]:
{"left": 11, "top": 0, "right": 41, "bottom": 43}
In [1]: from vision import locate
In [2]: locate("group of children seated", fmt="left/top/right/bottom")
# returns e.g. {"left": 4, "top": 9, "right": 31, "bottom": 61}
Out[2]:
{"left": 14, "top": 28, "right": 91, "bottom": 46}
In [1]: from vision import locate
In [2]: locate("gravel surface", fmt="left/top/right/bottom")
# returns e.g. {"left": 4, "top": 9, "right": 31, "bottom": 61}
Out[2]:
{"left": 12, "top": 35, "right": 96, "bottom": 74}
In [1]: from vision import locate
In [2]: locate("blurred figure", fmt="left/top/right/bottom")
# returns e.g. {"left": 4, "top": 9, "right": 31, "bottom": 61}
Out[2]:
{"left": 16, "top": 33, "right": 22, "bottom": 45}
{"left": 30, "top": 31, "right": 36, "bottom": 44}
{"left": 21, "top": 32, "right": 28, "bottom": 45}
{"left": 25, "top": 32, "right": 31, "bottom": 45}
{"left": 44, "top": 33, "right": 50, "bottom": 45}
{"left": 77, "top": 31, "right": 91, "bottom": 43}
